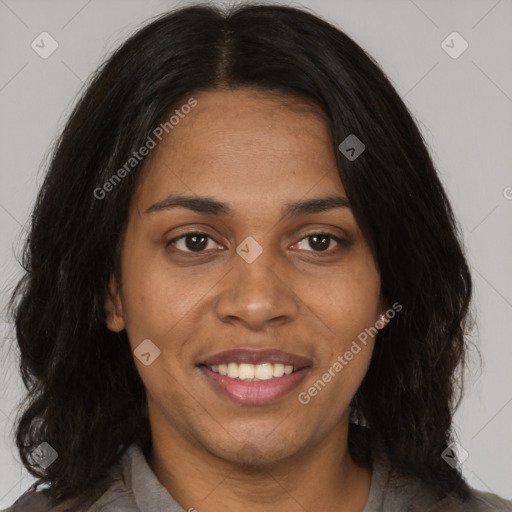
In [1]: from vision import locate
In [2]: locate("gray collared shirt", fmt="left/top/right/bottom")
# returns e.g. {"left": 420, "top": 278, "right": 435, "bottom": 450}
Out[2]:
{"left": 3, "top": 442, "right": 512, "bottom": 511}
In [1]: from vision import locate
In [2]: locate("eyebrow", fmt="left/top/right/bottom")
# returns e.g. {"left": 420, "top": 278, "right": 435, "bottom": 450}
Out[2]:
{"left": 143, "top": 194, "right": 351, "bottom": 219}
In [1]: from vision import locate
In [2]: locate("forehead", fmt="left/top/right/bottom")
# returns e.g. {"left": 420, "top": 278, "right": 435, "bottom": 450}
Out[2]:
{"left": 134, "top": 87, "right": 345, "bottom": 209}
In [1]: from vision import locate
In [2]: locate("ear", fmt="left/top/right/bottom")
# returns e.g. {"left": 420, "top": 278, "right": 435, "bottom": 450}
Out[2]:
{"left": 104, "top": 274, "right": 125, "bottom": 332}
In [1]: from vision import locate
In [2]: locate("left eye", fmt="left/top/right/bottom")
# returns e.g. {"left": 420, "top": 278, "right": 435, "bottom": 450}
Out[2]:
{"left": 166, "top": 232, "right": 349, "bottom": 254}
{"left": 294, "top": 233, "right": 348, "bottom": 253}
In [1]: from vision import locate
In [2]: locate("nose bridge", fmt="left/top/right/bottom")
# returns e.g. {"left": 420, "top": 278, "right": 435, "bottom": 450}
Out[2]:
{"left": 214, "top": 234, "right": 298, "bottom": 328}
{"left": 236, "top": 234, "right": 279, "bottom": 289}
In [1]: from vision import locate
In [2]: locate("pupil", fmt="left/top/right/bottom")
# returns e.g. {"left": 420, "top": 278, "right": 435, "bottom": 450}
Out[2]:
{"left": 186, "top": 234, "right": 208, "bottom": 251}
{"left": 310, "top": 235, "right": 329, "bottom": 251}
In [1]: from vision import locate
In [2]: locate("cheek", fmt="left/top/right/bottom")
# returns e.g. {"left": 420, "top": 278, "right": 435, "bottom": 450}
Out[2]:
{"left": 299, "top": 283, "right": 378, "bottom": 420}
{"left": 311, "top": 259, "right": 380, "bottom": 346}
{"left": 117, "top": 239, "right": 176, "bottom": 349}
{"left": 301, "top": 252, "right": 380, "bottom": 397}
{"left": 118, "top": 238, "right": 185, "bottom": 331}
{"left": 118, "top": 241, "right": 220, "bottom": 376}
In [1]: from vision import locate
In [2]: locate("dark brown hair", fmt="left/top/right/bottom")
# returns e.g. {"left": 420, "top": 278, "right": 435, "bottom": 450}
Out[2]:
{"left": 7, "top": 1, "right": 474, "bottom": 505}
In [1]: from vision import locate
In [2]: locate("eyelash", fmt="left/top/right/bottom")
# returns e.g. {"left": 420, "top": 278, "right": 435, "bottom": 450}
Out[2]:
{"left": 166, "top": 231, "right": 350, "bottom": 255}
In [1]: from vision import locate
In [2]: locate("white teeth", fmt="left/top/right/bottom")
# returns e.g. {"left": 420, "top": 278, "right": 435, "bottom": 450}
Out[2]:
{"left": 254, "top": 363, "right": 273, "bottom": 380}
{"left": 272, "top": 363, "right": 284, "bottom": 377}
{"left": 238, "top": 363, "right": 255, "bottom": 380}
{"left": 208, "top": 362, "right": 299, "bottom": 381}
{"left": 227, "top": 362, "right": 238, "bottom": 378}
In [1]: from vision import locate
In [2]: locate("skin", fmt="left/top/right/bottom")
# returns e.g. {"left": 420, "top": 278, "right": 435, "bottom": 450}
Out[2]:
{"left": 105, "top": 87, "right": 390, "bottom": 512}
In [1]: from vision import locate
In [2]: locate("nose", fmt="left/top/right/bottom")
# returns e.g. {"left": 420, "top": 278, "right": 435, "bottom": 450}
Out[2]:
{"left": 214, "top": 240, "right": 299, "bottom": 331}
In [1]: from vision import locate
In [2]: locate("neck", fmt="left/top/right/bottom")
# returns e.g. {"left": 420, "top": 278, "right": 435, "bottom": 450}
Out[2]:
{"left": 147, "top": 420, "right": 372, "bottom": 512}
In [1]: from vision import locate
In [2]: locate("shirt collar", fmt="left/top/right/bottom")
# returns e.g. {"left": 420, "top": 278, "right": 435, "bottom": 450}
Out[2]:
{"left": 120, "top": 444, "right": 185, "bottom": 512}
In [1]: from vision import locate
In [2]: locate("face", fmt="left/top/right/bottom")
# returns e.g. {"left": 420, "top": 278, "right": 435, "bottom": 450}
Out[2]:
{"left": 105, "top": 87, "right": 388, "bottom": 465}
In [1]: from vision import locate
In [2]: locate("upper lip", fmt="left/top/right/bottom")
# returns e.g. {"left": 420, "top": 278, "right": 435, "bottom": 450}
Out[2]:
{"left": 198, "top": 349, "right": 312, "bottom": 369}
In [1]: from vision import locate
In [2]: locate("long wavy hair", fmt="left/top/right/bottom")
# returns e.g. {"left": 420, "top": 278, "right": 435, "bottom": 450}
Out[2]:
{"left": 6, "top": 1, "right": 475, "bottom": 506}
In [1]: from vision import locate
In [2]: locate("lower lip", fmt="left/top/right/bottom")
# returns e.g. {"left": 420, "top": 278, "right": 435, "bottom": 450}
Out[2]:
{"left": 199, "top": 366, "right": 309, "bottom": 405}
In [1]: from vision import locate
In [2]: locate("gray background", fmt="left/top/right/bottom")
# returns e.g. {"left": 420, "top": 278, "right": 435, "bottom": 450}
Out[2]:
{"left": 1, "top": 0, "right": 511, "bottom": 506}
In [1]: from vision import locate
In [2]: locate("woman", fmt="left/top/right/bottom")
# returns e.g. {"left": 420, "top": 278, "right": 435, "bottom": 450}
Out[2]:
{"left": 3, "top": 3, "right": 511, "bottom": 511}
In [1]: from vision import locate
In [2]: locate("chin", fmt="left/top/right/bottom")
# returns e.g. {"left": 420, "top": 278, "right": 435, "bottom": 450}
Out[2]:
{"left": 206, "top": 431, "right": 304, "bottom": 467}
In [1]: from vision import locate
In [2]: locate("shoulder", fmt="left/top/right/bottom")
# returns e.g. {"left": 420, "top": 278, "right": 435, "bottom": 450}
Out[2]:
{"left": 417, "top": 488, "right": 512, "bottom": 512}
{"left": 383, "top": 465, "right": 512, "bottom": 511}
{"left": 0, "top": 484, "right": 57, "bottom": 512}
{"left": 465, "top": 488, "right": 512, "bottom": 511}
{"left": 0, "top": 451, "right": 138, "bottom": 512}
{"left": 1, "top": 482, "right": 138, "bottom": 512}
{"left": 365, "top": 437, "right": 512, "bottom": 512}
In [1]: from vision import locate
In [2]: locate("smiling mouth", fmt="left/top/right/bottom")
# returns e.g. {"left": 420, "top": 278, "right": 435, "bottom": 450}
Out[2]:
{"left": 196, "top": 348, "right": 312, "bottom": 405}
{"left": 200, "top": 362, "right": 300, "bottom": 381}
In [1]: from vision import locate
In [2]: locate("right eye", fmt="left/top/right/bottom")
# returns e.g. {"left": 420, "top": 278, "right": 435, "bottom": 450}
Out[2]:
{"left": 166, "top": 231, "right": 223, "bottom": 253}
